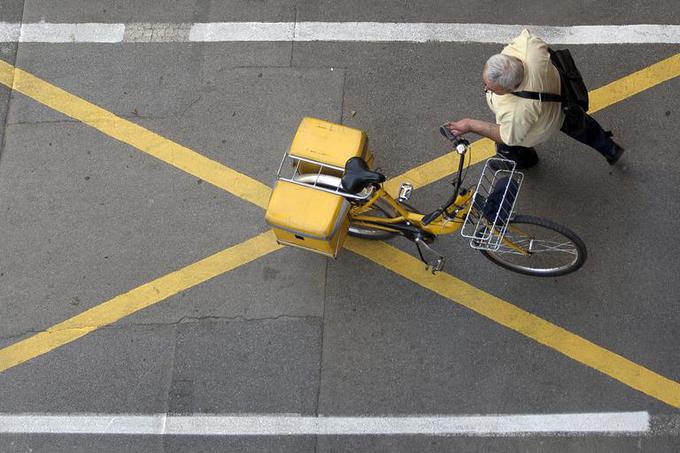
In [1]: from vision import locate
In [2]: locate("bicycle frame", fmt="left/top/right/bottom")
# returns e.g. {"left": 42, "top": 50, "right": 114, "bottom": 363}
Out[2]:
{"left": 346, "top": 133, "right": 532, "bottom": 267}
{"left": 350, "top": 186, "right": 474, "bottom": 236}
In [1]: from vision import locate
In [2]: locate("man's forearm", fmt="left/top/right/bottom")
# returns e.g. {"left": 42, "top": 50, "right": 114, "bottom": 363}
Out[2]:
{"left": 467, "top": 119, "right": 503, "bottom": 143}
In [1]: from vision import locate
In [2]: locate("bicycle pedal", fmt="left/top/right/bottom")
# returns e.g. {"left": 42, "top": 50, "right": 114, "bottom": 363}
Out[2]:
{"left": 427, "top": 258, "right": 445, "bottom": 274}
{"left": 398, "top": 182, "right": 413, "bottom": 202}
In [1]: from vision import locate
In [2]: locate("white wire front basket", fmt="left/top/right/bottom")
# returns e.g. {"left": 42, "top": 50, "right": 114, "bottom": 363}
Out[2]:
{"left": 275, "top": 151, "right": 373, "bottom": 200}
{"left": 461, "top": 158, "right": 524, "bottom": 251}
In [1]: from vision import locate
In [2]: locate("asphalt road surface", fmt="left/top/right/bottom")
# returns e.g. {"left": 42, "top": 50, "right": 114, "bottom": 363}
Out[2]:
{"left": 0, "top": 2, "right": 679, "bottom": 452}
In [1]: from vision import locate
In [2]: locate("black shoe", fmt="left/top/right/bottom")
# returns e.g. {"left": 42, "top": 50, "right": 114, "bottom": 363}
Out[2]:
{"left": 606, "top": 143, "right": 624, "bottom": 165}
{"left": 488, "top": 154, "right": 536, "bottom": 171}
{"left": 496, "top": 145, "right": 539, "bottom": 169}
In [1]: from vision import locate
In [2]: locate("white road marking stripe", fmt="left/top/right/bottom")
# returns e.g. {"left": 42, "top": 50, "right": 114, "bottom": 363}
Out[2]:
{"left": 0, "top": 22, "right": 679, "bottom": 44}
{"left": 293, "top": 23, "right": 680, "bottom": 44}
{"left": 0, "top": 23, "right": 20, "bottom": 42}
{"left": 0, "top": 412, "right": 650, "bottom": 435}
{"left": 12, "top": 23, "right": 124, "bottom": 43}
{"left": 189, "top": 22, "right": 295, "bottom": 42}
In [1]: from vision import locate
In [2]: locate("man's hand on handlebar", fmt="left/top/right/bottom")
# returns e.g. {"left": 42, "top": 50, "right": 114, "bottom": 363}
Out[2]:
{"left": 439, "top": 124, "right": 470, "bottom": 152}
{"left": 445, "top": 118, "right": 503, "bottom": 144}
{"left": 445, "top": 119, "right": 472, "bottom": 136}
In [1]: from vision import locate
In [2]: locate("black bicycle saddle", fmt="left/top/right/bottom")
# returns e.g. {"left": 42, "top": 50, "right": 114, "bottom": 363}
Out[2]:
{"left": 341, "top": 157, "right": 386, "bottom": 194}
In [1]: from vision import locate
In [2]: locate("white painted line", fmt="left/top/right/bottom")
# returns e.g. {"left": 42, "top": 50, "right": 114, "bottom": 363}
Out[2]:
{"left": 0, "top": 23, "right": 20, "bottom": 42}
{"left": 18, "top": 23, "right": 125, "bottom": 43}
{"left": 189, "top": 22, "right": 295, "bottom": 42}
{"left": 0, "top": 412, "right": 650, "bottom": 436}
{"left": 0, "top": 22, "right": 680, "bottom": 44}
{"left": 293, "top": 23, "right": 680, "bottom": 44}
{"left": 294, "top": 22, "right": 521, "bottom": 43}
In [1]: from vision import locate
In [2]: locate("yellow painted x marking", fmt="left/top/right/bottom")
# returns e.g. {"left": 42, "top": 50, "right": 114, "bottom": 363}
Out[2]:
{"left": 1, "top": 53, "right": 679, "bottom": 408}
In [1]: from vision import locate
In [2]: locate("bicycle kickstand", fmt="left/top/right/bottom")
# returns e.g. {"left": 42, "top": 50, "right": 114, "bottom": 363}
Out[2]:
{"left": 414, "top": 237, "right": 445, "bottom": 274}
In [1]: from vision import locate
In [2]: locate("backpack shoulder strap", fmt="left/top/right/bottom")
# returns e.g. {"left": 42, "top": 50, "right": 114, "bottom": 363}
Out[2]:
{"left": 512, "top": 90, "right": 562, "bottom": 103}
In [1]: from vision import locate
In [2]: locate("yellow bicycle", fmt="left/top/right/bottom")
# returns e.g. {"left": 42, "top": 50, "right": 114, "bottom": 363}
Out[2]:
{"left": 267, "top": 119, "right": 586, "bottom": 277}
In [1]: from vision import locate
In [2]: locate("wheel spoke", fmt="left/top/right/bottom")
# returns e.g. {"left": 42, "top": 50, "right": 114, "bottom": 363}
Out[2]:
{"left": 481, "top": 215, "right": 586, "bottom": 277}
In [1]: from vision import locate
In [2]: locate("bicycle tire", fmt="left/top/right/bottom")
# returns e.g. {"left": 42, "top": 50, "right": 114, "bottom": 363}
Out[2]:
{"left": 479, "top": 215, "right": 587, "bottom": 277}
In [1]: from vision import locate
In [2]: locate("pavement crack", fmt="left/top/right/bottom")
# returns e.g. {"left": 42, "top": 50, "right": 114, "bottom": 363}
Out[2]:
{"left": 339, "top": 68, "right": 347, "bottom": 123}
{"left": 291, "top": 4, "right": 297, "bottom": 68}
{"left": 220, "top": 65, "right": 293, "bottom": 70}
{"left": 0, "top": 315, "right": 321, "bottom": 344}
{"left": 7, "top": 119, "right": 83, "bottom": 126}
{"left": 177, "top": 94, "right": 202, "bottom": 118}
{"left": 0, "top": 328, "right": 43, "bottom": 342}
{"left": 313, "top": 257, "right": 328, "bottom": 453}
{"left": 6, "top": 114, "right": 174, "bottom": 126}
{"left": 124, "top": 314, "right": 322, "bottom": 327}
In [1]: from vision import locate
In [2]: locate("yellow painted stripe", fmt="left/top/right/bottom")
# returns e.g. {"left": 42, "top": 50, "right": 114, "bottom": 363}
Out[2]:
{"left": 385, "top": 52, "right": 680, "bottom": 193}
{"left": 0, "top": 231, "right": 282, "bottom": 373}
{"left": 0, "top": 60, "right": 15, "bottom": 87}
{"left": 588, "top": 53, "right": 680, "bottom": 113}
{"left": 0, "top": 59, "right": 272, "bottom": 209}
{"left": 344, "top": 237, "right": 680, "bottom": 409}
{"left": 383, "top": 138, "right": 494, "bottom": 195}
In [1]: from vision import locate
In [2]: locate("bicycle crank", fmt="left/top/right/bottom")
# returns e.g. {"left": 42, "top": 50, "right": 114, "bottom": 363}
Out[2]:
{"left": 414, "top": 236, "right": 446, "bottom": 274}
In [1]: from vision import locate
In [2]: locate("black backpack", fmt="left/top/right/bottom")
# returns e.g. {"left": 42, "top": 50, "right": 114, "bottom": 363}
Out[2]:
{"left": 512, "top": 48, "right": 589, "bottom": 133}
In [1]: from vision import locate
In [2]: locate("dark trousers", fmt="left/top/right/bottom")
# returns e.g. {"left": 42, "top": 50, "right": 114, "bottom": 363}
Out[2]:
{"left": 496, "top": 113, "right": 618, "bottom": 168}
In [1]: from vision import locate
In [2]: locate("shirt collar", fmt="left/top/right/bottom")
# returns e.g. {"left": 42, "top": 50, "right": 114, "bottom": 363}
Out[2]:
{"left": 514, "top": 61, "right": 529, "bottom": 92}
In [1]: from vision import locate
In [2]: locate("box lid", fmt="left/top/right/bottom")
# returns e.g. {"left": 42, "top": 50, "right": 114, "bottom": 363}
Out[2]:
{"left": 289, "top": 117, "right": 367, "bottom": 168}
{"left": 265, "top": 180, "right": 349, "bottom": 240}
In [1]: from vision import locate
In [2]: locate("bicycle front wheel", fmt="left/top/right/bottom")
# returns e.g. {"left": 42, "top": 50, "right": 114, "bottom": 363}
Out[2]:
{"left": 480, "top": 215, "right": 587, "bottom": 277}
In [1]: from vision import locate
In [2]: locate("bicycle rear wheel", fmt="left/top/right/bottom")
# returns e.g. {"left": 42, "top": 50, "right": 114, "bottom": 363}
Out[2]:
{"left": 479, "top": 215, "right": 586, "bottom": 277}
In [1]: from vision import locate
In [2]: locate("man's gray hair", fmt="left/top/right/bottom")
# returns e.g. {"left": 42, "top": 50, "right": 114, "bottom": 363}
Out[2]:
{"left": 484, "top": 54, "right": 524, "bottom": 90}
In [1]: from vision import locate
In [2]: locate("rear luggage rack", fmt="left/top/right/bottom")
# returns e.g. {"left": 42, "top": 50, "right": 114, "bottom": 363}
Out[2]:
{"left": 275, "top": 151, "right": 374, "bottom": 200}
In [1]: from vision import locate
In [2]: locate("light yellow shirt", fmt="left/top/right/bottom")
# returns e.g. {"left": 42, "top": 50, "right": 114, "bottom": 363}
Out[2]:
{"left": 486, "top": 29, "right": 565, "bottom": 147}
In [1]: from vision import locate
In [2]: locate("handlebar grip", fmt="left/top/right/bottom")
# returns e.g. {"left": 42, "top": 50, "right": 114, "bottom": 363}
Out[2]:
{"left": 439, "top": 125, "right": 458, "bottom": 142}
{"left": 440, "top": 124, "right": 471, "bottom": 150}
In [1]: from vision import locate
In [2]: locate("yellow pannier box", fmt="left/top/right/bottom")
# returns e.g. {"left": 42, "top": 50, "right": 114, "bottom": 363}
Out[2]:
{"left": 289, "top": 117, "right": 373, "bottom": 172}
{"left": 265, "top": 117, "right": 370, "bottom": 258}
{"left": 266, "top": 180, "right": 350, "bottom": 257}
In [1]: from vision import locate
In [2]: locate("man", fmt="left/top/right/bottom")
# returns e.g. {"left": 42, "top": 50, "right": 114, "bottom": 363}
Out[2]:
{"left": 447, "top": 29, "right": 624, "bottom": 169}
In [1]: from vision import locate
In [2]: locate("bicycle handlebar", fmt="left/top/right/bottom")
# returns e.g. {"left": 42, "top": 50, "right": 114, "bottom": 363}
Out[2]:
{"left": 439, "top": 124, "right": 458, "bottom": 142}
{"left": 421, "top": 126, "right": 470, "bottom": 225}
{"left": 439, "top": 125, "right": 470, "bottom": 153}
